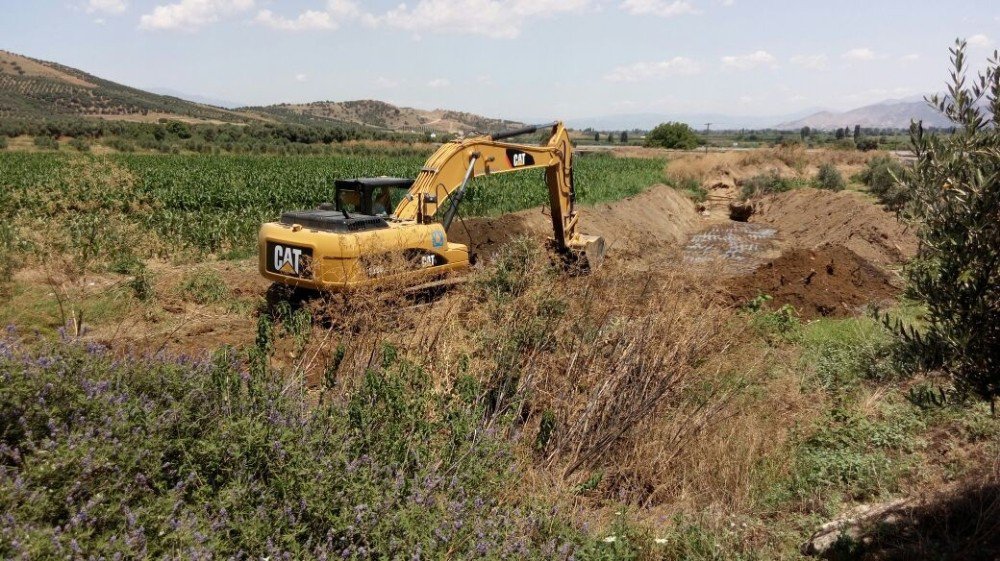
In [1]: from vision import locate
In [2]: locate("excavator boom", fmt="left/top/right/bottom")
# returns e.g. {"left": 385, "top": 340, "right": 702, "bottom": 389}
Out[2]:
{"left": 392, "top": 122, "right": 588, "bottom": 252}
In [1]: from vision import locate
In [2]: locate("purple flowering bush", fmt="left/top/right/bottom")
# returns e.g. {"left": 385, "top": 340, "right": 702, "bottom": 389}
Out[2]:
{"left": 0, "top": 332, "right": 592, "bottom": 560}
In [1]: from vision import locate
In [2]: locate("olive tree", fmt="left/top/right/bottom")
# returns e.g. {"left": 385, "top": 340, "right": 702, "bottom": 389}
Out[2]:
{"left": 893, "top": 39, "right": 1000, "bottom": 405}
{"left": 644, "top": 122, "right": 699, "bottom": 149}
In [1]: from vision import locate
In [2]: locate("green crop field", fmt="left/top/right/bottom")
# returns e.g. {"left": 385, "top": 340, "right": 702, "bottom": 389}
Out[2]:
{"left": 0, "top": 151, "right": 666, "bottom": 265}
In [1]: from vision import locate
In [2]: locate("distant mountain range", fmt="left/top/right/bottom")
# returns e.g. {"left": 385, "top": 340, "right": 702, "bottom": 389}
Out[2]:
{"left": 774, "top": 98, "right": 953, "bottom": 130}
{"left": 566, "top": 109, "right": 824, "bottom": 132}
{"left": 566, "top": 98, "right": 959, "bottom": 132}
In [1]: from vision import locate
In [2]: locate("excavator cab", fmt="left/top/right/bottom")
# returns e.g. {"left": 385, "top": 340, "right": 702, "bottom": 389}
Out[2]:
{"left": 334, "top": 177, "right": 413, "bottom": 216}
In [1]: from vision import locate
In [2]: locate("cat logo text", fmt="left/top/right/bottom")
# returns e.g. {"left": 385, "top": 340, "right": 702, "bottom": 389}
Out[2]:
{"left": 266, "top": 241, "right": 313, "bottom": 278}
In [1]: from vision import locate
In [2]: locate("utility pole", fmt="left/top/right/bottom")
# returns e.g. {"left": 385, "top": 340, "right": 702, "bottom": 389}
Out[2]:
{"left": 703, "top": 123, "right": 713, "bottom": 153}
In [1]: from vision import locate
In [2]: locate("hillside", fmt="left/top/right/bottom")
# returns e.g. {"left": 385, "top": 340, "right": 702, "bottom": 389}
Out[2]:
{"left": 0, "top": 51, "right": 522, "bottom": 135}
{"left": 244, "top": 99, "right": 525, "bottom": 135}
{"left": 776, "top": 98, "right": 953, "bottom": 130}
{"left": 0, "top": 50, "right": 253, "bottom": 124}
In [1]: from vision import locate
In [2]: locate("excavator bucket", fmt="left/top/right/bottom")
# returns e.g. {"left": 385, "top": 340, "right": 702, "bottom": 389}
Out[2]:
{"left": 582, "top": 235, "right": 606, "bottom": 270}
{"left": 568, "top": 234, "right": 606, "bottom": 271}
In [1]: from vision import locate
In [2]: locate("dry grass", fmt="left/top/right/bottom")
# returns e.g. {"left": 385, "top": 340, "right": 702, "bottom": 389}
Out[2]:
{"left": 10, "top": 228, "right": 995, "bottom": 558}
{"left": 170, "top": 238, "right": 821, "bottom": 527}
{"left": 312, "top": 240, "right": 808, "bottom": 521}
{"left": 666, "top": 147, "right": 877, "bottom": 187}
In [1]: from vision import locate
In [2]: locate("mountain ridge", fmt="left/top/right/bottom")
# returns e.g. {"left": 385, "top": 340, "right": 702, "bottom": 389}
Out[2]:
{"left": 0, "top": 50, "right": 254, "bottom": 123}
{"left": 566, "top": 108, "right": 825, "bottom": 131}
{"left": 241, "top": 99, "right": 526, "bottom": 135}
{"left": 775, "top": 99, "right": 953, "bottom": 130}
{"left": 0, "top": 50, "right": 524, "bottom": 135}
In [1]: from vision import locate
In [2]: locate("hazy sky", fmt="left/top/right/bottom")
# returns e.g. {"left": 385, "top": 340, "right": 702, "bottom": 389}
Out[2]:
{"left": 2, "top": 0, "right": 998, "bottom": 120}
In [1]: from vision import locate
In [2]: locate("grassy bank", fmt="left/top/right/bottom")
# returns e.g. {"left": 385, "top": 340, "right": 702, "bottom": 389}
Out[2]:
{"left": 1, "top": 238, "right": 996, "bottom": 559}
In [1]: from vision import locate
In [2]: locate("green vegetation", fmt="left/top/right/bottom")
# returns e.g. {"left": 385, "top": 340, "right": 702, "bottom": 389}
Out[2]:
{"left": 856, "top": 138, "right": 880, "bottom": 151}
{"left": 756, "top": 313, "right": 982, "bottom": 516}
{"left": 67, "top": 136, "right": 89, "bottom": 152}
{"left": 0, "top": 151, "right": 666, "bottom": 276}
{"left": 462, "top": 153, "right": 666, "bottom": 216}
{"left": 1, "top": 117, "right": 424, "bottom": 156}
{"left": 0, "top": 334, "right": 582, "bottom": 559}
{"left": 179, "top": 268, "right": 231, "bottom": 304}
{"left": 814, "top": 163, "right": 846, "bottom": 191}
{"left": 739, "top": 169, "right": 798, "bottom": 199}
{"left": 687, "top": 127, "right": 915, "bottom": 151}
{"left": 858, "top": 155, "right": 908, "bottom": 210}
{"left": 671, "top": 175, "right": 708, "bottom": 202}
{"left": 32, "top": 135, "right": 58, "bottom": 150}
{"left": 893, "top": 40, "right": 1000, "bottom": 404}
{"left": 645, "top": 122, "right": 700, "bottom": 149}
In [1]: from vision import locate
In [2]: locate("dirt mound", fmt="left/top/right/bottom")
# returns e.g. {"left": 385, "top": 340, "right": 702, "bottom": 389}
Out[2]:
{"left": 724, "top": 244, "right": 900, "bottom": 318}
{"left": 451, "top": 184, "right": 701, "bottom": 261}
{"left": 750, "top": 188, "right": 917, "bottom": 267}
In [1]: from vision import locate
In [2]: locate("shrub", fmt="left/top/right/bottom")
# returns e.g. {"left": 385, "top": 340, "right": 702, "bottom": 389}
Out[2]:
{"left": 0, "top": 336, "right": 566, "bottom": 559}
{"left": 740, "top": 169, "right": 792, "bottom": 199}
{"left": 0, "top": 136, "right": 7, "bottom": 150}
{"left": 0, "top": 224, "right": 15, "bottom": 295}
{"left": 814, "top": 163, "right": 846, "bottom": 191}
{"left": 68, "top": 137, "right": 90, "bottom": 152}
{"left": 777, "top": 136, "right": 803, "bottom": 148}
{"left": 179, "top": 268, "right": 230, "bottom": 304}
{"left": 32, "top": 135, "right": 59, "bottom": 150}
{"left": 645, "top": 122, "right": 700, "bottom": 149}
{"left": 892, "top": 40, "right": 1000, "bottom": 404}
{"left": 833, "top": 138, "right": 856, "bottom": 151}
{"left": 856, "top": 138, "right": 880, "bottom": 151}
{"left": 671, "top": 176, "right": 707, "bottom": 202}
{"left": 859, "top": 155, "right": 908, "bottom": 209}
{"left": 104, "top": 138, "right": 135, "bottom": 152}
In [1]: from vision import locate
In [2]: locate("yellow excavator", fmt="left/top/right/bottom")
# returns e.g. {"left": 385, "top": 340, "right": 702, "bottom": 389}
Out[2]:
{"left": 258, "top": 121, "right": 604, "bottom": 291}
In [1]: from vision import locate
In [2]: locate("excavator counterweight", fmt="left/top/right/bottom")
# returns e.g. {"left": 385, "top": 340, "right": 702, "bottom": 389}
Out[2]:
{"left": 258, "top": 121, "right": 605, "bottom": 291}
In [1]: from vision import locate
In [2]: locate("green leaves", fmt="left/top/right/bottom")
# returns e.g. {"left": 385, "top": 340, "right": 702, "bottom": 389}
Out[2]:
{"left": 894, "top": 39, "right": 1000, "bottom": 403}
{"left": 645, "top": 122, "right": 700, "bottom": 149}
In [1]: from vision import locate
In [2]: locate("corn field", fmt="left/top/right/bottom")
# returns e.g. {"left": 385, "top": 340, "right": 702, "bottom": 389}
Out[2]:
{"left": 0, "top": 151, "right": 666, "bottom": 264}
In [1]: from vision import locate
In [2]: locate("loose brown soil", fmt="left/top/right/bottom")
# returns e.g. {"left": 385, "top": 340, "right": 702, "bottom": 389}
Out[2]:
{"left": 723, "top": 244, "right": 901, "bottom": 318}
{"left": 452, "top": 184, "right": 700, "bottom": 262}
{"left": 750, "top": 188, "right": 917, "bottom": 267}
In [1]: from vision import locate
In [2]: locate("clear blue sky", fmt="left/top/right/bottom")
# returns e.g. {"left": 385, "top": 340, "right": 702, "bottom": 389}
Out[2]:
{"left": 1, "top": 0, "right": 997, "bottom": 120}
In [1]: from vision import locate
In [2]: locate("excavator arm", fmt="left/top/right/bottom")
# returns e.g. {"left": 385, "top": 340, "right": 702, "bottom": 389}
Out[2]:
{"left": 391, "top": 121, "right": 596, "bottom": 255}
